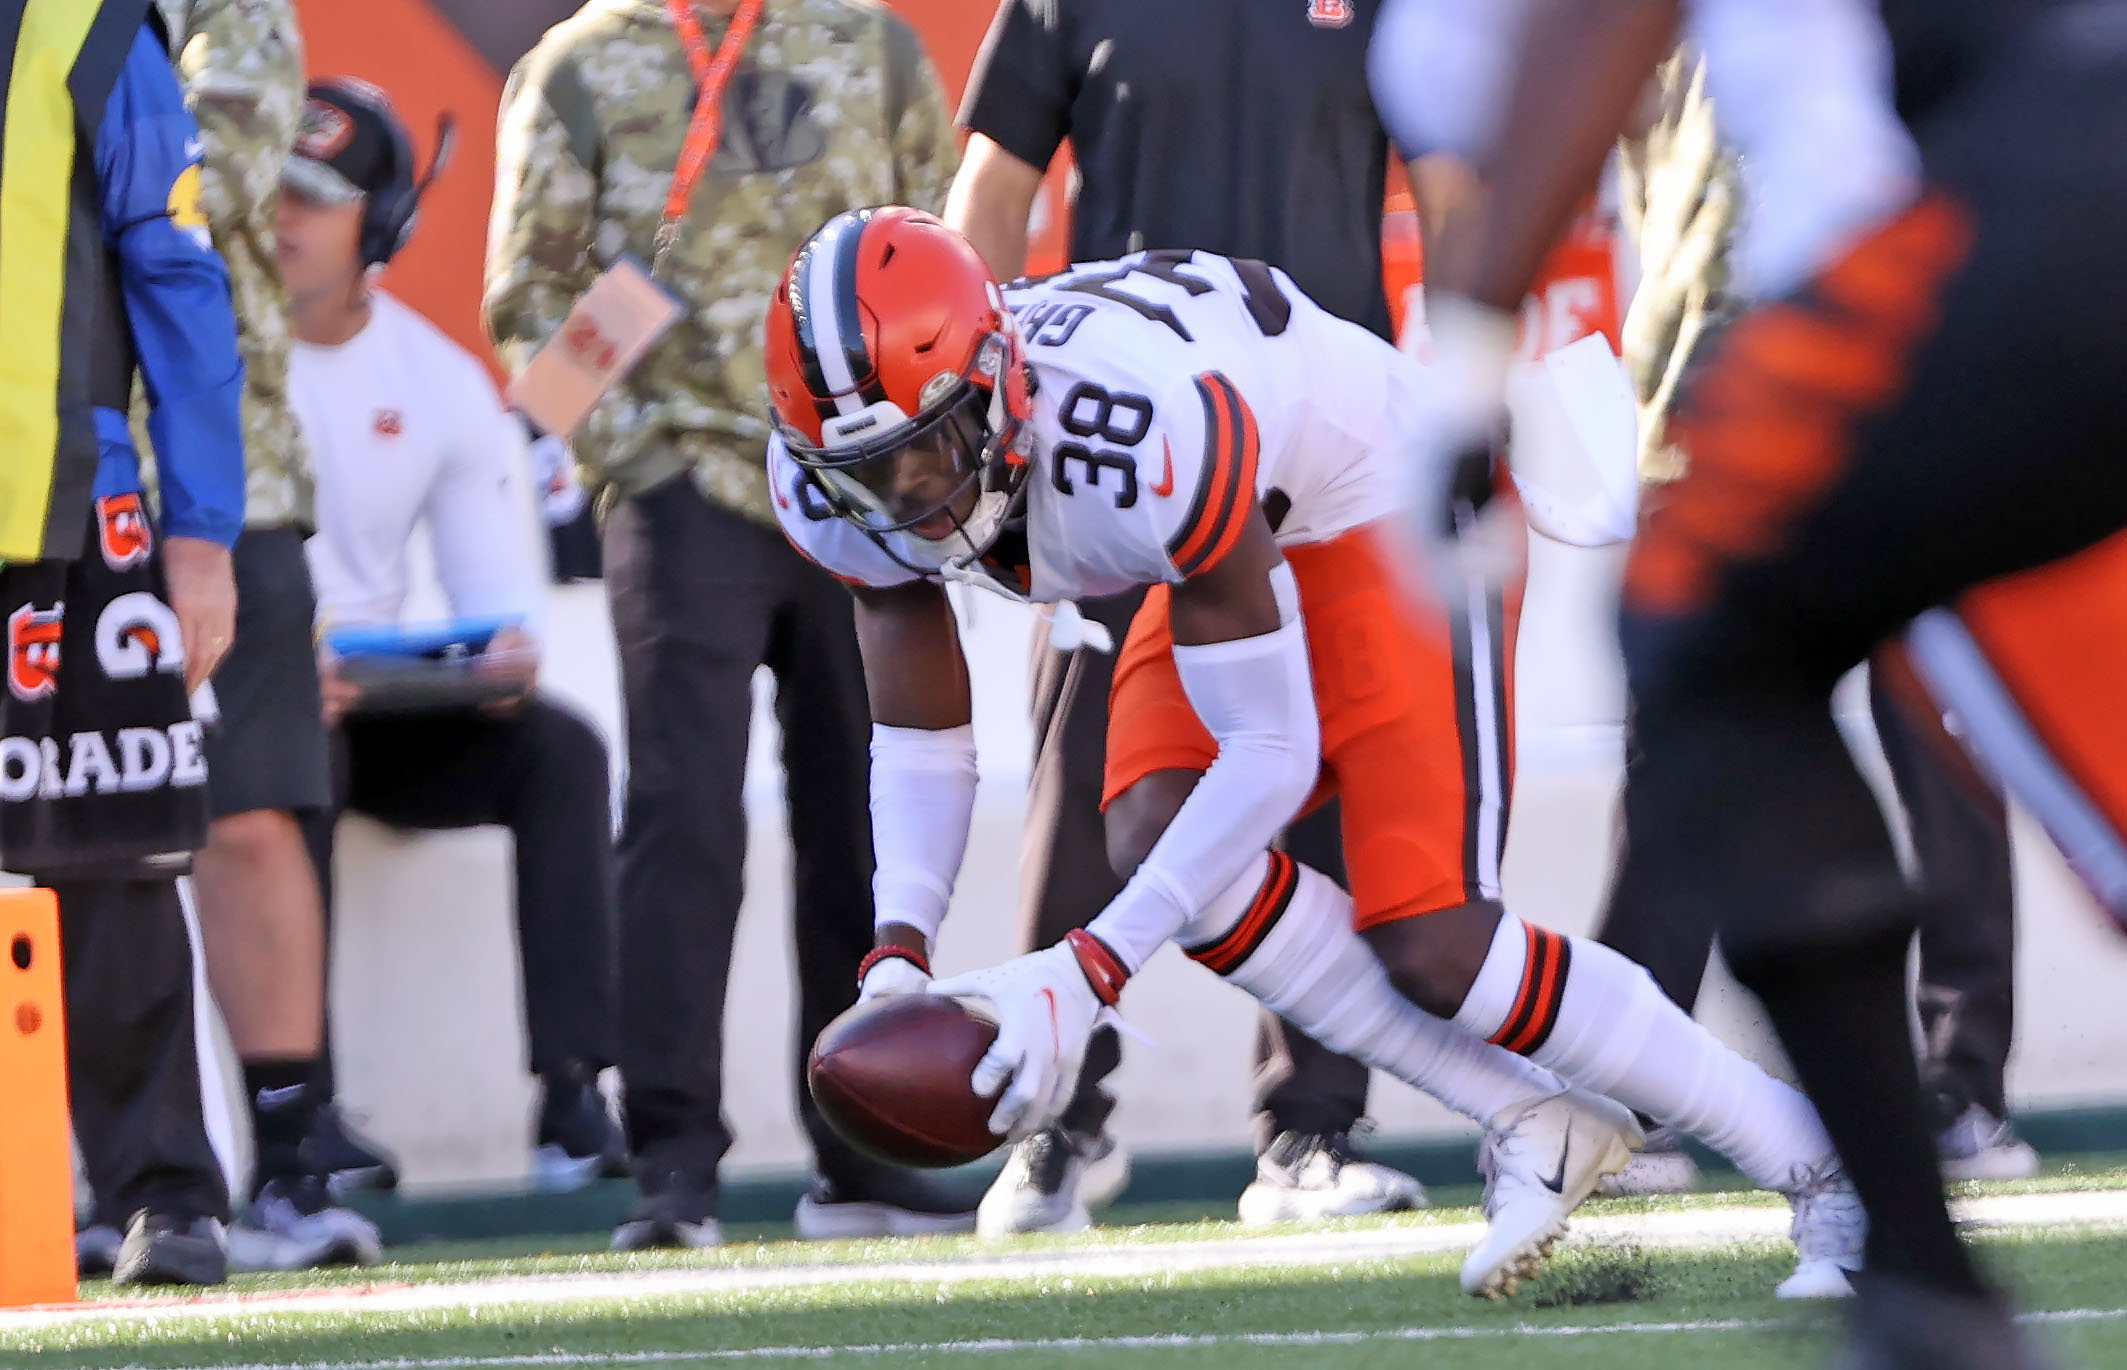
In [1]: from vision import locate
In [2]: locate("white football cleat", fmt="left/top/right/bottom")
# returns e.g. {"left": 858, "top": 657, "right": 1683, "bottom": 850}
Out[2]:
{"left": 1777, "top": 1160, "right": 1865, "bottom": 1300}
{"left": 976, "top": 1126, "right": 1130, "bottom": 1238}
{"left": 1237, "top": 1130, "right": 1428, "bottom": 1226}
{"left": 1461, "top": 1090, "right": 1641, "bottom": 1299}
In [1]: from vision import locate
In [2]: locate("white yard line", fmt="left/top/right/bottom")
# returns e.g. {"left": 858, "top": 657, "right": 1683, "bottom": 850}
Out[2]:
{"left": 90, "top": 1308, "right": 2127, "bottom": 1370}
{"left": 7, "top": 1190, "right": 2126, "bottom": 1338}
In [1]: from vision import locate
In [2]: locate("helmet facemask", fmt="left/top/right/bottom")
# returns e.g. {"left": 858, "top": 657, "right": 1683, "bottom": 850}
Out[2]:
{"left": 782, "top": 331, "right": 1030, "bottom": 575}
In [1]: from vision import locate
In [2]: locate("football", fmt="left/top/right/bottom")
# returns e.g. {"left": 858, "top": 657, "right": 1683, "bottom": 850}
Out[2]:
{"left": 807, "top": 993, "right": 1005, "bottom": 1169}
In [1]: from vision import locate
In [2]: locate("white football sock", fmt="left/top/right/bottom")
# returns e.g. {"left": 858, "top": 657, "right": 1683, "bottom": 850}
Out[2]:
{"left": 1180, "top": 853, "right": 1566, "bottom": 1126}
{"left": 1454, "top": 913, "right": 1833, "bottom": 1190}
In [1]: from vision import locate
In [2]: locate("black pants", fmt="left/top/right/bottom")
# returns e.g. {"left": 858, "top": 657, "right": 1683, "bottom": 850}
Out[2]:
{"left": 302, "top": 697, "right": 619, "bottom": 1089}
{"left": 66, "top": 878, "right": 230, "bottom": 1227}
{"left": 1600, "top": 667, "right": 2019, "bottom": 1120}
{"left": 604, "top": 478, "right": 880, "bottom": 1204}
{"left": 2, "top": 503, "right": 227, "bottom": 1228}
{"left": 1023, "top": 587, "right": 1370, "bottom": 1150}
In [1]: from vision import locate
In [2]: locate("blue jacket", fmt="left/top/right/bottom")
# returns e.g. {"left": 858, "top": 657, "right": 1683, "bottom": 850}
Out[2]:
{"left": 94, "top": 26, "right": 246, "bottom": 549}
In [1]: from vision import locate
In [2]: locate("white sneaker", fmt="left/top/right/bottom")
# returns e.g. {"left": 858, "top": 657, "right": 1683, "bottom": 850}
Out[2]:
{"left": 1939, "top": 1105, "right": 2040, "bottom": 1183}
{"left": 1776, "top": 1161, "right": 1865, "bottom": 1300}
{"left": 791, "top": 1177, "right": 976, "bottom": 1240}
{"left": 227, "top": 1177, "right": 383, "bottom": 1272}
{"left": 1237, "top": 1130, "right": 1428, "bottom": 1227}
{"left": 1461, "top": 1090, "right": 1641, "bottom": 1299}
{"left": 1596, "top": 1125, "right": 1702, "bottom": 1197}
{"left": 976, "top": 1127, "right": 1129, "bottom": 1239}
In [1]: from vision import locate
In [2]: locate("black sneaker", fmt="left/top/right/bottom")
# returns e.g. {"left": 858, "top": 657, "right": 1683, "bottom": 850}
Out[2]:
{"left": 611, "top": 1174, "right": 721, "bottom": 1252}
{"left": 112, "top": 1211, "right": 228, "bottom": 1288}
{"left": 75, "top": 1222, "right": 123, "bottom": 1279}
{"left": 305, "top": 1104, "right": 400, "bottom": 1197}
{"left": 794, "top": 1171, "right": 979, "bottom": 1240}
{"left": 534, "top": 1067, "right": 629, "bottom": 1192}
{"left": 1833, "top": 1273, "right": 2057, "bottom": 1370}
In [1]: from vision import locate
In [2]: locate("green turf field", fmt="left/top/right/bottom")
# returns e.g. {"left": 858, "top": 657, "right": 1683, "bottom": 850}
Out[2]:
{"left": 9, "top": 1177, "right": 2127, "bottom": 1370}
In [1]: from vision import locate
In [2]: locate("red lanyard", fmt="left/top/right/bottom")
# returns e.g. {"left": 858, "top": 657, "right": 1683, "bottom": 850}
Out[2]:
{"left": 655, "top": 0, "right": 765, "bottom": 274}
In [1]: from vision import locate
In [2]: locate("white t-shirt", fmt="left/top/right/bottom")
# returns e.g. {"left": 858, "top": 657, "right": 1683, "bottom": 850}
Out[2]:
{"left": 291, "top": 292, "right": 545, "bottom": 637}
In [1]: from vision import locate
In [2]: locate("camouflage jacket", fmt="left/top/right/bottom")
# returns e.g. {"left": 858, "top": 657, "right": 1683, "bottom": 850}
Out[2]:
{"left": 484, "top": 0, "right": 958, "bottom": 526}
{"left": 1617, "top": 52, "right": 1739, "bottom": 485}
{"left": 141, "top": 0, "right": 315, "bottom": 530}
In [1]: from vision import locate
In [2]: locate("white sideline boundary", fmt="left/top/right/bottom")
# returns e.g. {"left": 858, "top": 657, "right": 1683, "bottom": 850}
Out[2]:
{"left": 97, "top": 1307, "right": 2127, "bottom": 1369}
{"left": 6, "top": 1191, "right": 2125, "bottom": 1364}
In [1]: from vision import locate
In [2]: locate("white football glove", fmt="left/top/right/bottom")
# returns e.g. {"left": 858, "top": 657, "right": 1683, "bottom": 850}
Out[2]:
{"left": 928, "top": 941, "right": 1111, "bottom": 1140}
{"left": 858, "top": 950, "right": 931, "bottom": 1002}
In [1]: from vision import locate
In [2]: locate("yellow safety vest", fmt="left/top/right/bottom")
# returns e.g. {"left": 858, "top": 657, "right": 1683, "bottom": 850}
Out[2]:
{"left": 0, "top": 0, "right": 153, "bottom": 563}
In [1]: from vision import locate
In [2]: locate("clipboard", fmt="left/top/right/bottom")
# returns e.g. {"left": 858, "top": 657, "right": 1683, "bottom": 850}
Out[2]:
{"left": 507, "top": 256, "right": 684, "bottom": 439}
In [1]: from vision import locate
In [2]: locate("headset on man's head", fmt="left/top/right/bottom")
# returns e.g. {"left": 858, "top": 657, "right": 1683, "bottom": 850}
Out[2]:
{"left": 314, "top": 78, "right": 459, "bottom": 268}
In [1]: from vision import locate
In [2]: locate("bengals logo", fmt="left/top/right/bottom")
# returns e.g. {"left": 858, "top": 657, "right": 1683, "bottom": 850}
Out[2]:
{"left": 1306, "top": 0, "right": 1354, "bottom": 27}
{"left": 8, "top": 603, "right": 64, "bottom": 703}
{"left": 96, "top": 493, "right": 152, "bottom": 571}
{"left": 374, "top": 409, "right": 405, "bottom": 438}
{"left": 95, "top": 593, "right": 185, "bottom": 682}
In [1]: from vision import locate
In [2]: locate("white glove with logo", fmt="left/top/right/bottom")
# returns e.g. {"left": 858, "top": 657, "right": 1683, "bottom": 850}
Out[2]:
{"left": 527, "top": 433, "right": 590, "bottom": 526}
{"left": 929, "top": 935, "right": 1123, "bottom": 1140}
{"left": 857, "top": 948, "right": 932, "bottom": 1002}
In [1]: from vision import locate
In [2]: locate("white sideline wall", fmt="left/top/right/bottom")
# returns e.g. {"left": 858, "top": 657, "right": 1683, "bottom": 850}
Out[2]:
{"left": 254, "top": 534, "right": 2127, "bottom": 1193}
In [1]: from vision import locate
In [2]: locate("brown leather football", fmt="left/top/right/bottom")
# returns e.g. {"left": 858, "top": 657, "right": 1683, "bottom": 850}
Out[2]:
{"left": 807, "top": 994, "right": 1005, "bottom": 1169}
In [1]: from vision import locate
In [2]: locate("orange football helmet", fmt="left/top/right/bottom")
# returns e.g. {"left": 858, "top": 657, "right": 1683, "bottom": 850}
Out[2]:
{"left": 765, "top": 207, "right": 1033, "bottom": 569}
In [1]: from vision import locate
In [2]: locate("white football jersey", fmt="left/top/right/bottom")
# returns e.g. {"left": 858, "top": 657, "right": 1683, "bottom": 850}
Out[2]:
{"left": 772, "top": 250, "right": 1417, "bottom": 603}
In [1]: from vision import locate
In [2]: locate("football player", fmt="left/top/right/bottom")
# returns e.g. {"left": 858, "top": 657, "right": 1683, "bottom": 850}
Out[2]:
{"left": 762, "top": 208, "right": 1859, "bottom": 1298}
{"left": 1383, "top": 0, "right": 2127, "bottom": 1361}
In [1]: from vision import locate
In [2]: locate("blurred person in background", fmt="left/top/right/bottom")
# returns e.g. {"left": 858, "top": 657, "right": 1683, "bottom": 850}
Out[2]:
{"left": 1392, "top": 0, "right": 2121, "bottom": 1356}
{"left": 27, "top": 0, "right": 245, "bottom": 1290}
{"left": 940, "top": 0, "right": 1433, "bottom": 1236}
{"left": 96, "top": 0, "right": 380, "bottom": 1276}
{"left": 485, "top": 0, "right": 974, "bottom": 1249}
{"left": 279, "top": 80, "right": 628, "bottom": 1196}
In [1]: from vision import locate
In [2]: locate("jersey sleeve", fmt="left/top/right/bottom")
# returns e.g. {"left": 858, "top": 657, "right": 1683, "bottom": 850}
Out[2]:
{"left": 100, "top": 26, "right": 246, "bottom": 549}
{"left": 768, "top": 439, "right": 922, "bottom": 590}
{"left": 958, "top": 0, "right": 1074, "bottom": 171}
{"left": 1154, "top": 370, "right": 1262, "bottom": 580}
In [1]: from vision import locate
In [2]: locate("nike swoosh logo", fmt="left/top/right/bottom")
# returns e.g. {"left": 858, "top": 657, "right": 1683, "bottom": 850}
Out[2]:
{"left": 1150, "top": 441, "right": 1176, "bottom": 498}
{"left": 1541, "top": 1118, "right": 1573, "bottom": 1195}
{"left": 1038, "top": 987, "right": 1060, "bottom": 1056}
{"left": 256, "top": 1084, "right": 307, "bottom": 1109}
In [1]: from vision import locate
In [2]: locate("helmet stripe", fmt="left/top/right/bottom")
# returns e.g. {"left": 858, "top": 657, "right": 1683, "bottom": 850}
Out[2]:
{"left": 803, "top": 212, "right": 870, "bottom": 416}
{"left": 786, "top": 233, "right": 835, "bottom": 411}
{"left": 831, "top": 212, "right": 888, "bottom": 406}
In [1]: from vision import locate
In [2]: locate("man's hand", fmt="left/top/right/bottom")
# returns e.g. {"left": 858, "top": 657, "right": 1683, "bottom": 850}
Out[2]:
{"left": 318, "top": 648, "right": 362, "bottom": 727}
{"left": 476, "top": 623, "right": 540, "bottom": 716}
{"left": 161, "top": 535, "right": 236, "bottom": 694}
{"left": 928, "top": 940, "right": 1111, "bottom": 1140}
{"left": 1396, "top": 297, "right": 1524, "bottom": 606}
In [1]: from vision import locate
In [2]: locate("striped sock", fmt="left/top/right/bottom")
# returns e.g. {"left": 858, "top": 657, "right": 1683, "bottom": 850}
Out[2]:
{"left": 1182, "top": 855, "right": 1566, "bottom": 1125}
{"left": 1456, "top": 914, "right": 1835, "bottom": 1191}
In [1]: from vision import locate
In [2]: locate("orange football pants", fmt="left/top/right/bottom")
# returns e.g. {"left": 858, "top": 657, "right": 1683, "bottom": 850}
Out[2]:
{"left": 1103, "top": 523, "right": 1518, "bottom": 930}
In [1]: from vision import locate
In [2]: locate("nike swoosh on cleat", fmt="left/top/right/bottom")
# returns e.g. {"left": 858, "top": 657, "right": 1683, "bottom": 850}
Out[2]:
{"left": 1541, "top": 1118, "right": 1573, "bottom": 1195}
{"left": 1150, "top": 441, "right": 1176, "bottom": 498}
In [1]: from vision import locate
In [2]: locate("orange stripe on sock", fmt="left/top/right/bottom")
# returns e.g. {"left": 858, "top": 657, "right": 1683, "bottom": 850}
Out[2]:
{"left": 1189, "top": 852, "right": 1296, "bottom": 975}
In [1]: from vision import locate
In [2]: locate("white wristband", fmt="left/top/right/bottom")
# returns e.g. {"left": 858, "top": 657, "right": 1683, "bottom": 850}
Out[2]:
{"left": 869, "top": 723, "right": 978, "bottom": 941}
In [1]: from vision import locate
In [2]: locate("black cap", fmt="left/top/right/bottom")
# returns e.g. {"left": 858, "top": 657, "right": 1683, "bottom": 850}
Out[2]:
{"left": 285, "top": 79, "right": 405, "bottom": 206}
